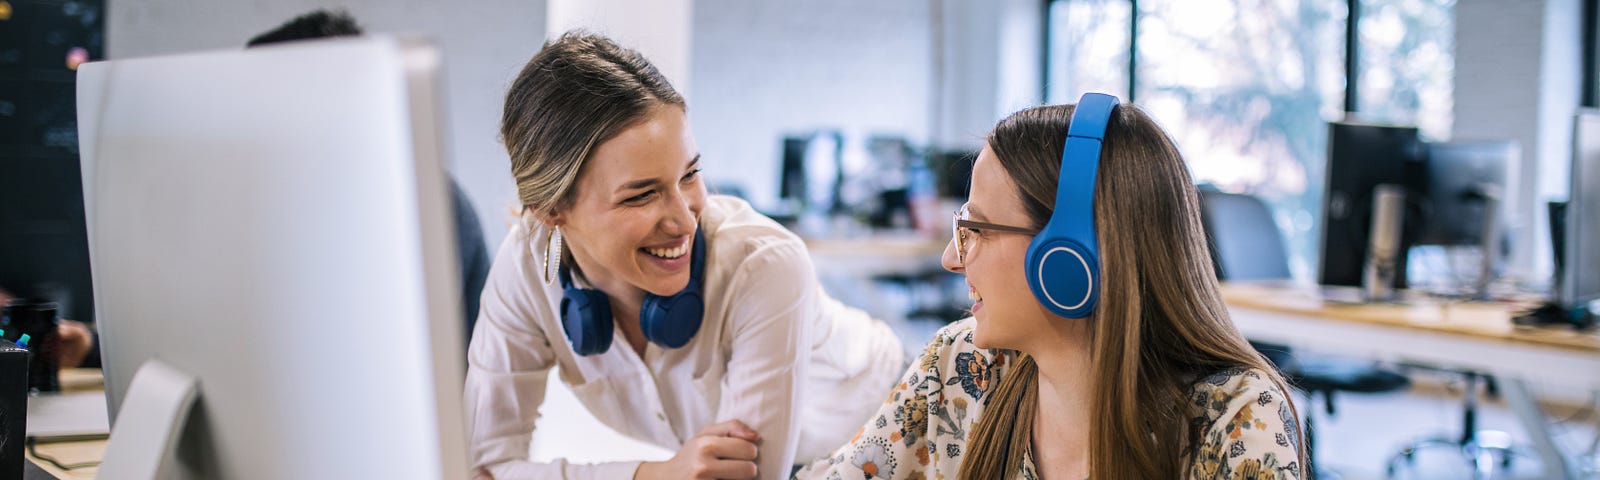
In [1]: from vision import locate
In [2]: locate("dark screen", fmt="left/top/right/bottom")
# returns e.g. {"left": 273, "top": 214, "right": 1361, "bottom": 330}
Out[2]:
{"left": 1318, "top": 121, "right": 1425, "bottom": 288}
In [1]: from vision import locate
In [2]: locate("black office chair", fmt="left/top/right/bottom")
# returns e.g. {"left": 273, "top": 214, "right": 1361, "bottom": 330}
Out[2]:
{"left": 1198, "top": 188, "right": 1294, "bottom": 281}
{"left": 1198, "top": 188, "right": 1413, "bottom": 479}
{"left": 1385, "top": 369, "right": 1522, "bottom": 480}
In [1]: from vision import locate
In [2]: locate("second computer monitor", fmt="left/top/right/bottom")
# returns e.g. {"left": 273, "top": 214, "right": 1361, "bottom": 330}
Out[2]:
{"left": 1319, "top": 121, "right": 1425, "bottom": 288}
{"left": 1416, "top": 140, "right": 1517, "bottom": 247}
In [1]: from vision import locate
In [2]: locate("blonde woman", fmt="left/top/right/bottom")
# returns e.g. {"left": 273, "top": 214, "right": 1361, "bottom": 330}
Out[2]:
{"left": 796, "top": 96, "right": 1306, "bottom": 479}
{"left": 465, "top": 32, "right": 904, "bottom": 480}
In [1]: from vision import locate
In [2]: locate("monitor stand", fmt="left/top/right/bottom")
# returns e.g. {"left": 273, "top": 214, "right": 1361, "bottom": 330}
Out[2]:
{"left": 98, "top": 359, "right": 199, "bottom": 480}
{"left": 1470, "top": 185, "right": 1503, "bottom": 300}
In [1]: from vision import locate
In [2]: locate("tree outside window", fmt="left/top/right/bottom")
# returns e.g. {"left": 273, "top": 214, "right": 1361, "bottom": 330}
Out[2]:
{"left": 1045, "top": 0, "right": 1454, "bottom": 280}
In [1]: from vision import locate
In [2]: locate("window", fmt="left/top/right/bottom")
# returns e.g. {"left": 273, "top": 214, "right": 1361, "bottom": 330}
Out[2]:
{"left": 1045, "top": 0, "right": 1131, "bottom": 102}
{"left": 1045, "top": 0, "right": 1455, "bottom": 281}
{"left": 1356, "top": 0, "right": 1454, "bottom": 140}
{"left": 1137, "top": 0, "right": 1347, "bottom": 279}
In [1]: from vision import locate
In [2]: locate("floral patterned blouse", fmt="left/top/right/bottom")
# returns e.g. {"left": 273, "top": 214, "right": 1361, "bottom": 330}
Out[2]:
{"left": 793, "top": 319, "right": 1303, "bottom": 480}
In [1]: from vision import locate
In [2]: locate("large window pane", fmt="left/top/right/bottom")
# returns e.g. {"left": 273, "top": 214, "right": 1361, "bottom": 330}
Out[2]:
{"left": 1137, "top": 0, "right": 1348, "bottom": 279}
{"left": 1357, "top": 0, "right": 1454, "bottom": 140}
{"left": 1046, "top": 0, "right": 1132, "bottom": 104}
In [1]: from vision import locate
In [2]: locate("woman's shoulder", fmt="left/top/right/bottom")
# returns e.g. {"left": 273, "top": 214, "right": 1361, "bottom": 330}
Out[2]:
{"left": 794, "top": 319, "right": 1001, "bottom": 480}
{"left": 702, "top": 195, "right": 804, "bottom": 255}
{"left": 1189, "top": 367, "right": 1290, "bottom": 404}
{"left": 916, "top": 319, "right": 984, "bottom": 370}
{"left": 912, "top": 319, "right": 1010, "bottom": 403}
{"left": 1185, "top": 366, "right": 1303, "bottom": 479}
{"left": 1187, "top": 366, "right": 1294, "bottom": 423}
{"left": 701, "top": 195, "right": 816, "bottom": 283}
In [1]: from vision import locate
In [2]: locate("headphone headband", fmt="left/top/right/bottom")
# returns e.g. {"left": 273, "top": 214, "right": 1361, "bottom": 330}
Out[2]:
{"left": 1025, "top": 93, "right": 1119, "bottom": 318}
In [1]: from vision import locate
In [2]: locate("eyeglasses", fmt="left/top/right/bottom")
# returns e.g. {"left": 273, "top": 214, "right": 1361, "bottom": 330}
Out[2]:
{"left": 952, "top": 203, "right": 1039, "bottom": 266}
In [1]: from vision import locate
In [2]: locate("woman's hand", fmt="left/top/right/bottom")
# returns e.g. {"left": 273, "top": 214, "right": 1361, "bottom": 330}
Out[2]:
{"left": 635, "top": 420, "right": 761, "bottom": 480}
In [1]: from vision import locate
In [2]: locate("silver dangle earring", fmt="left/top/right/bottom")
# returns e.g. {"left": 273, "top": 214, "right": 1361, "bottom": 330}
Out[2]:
{"left": 543, "top": 227, "right": 563, "bottom": 285}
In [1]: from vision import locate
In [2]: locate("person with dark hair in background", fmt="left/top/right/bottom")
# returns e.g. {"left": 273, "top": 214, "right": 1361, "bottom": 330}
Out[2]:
{"left": 246, "top": 9, "right": 493, "bottom": 352}
{"left": 246, "top": 9, "right": 364, "bottom": 46}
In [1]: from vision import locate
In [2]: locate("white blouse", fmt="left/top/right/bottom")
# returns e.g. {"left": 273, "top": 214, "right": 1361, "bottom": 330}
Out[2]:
{"left": 465, "top": 195, "right": 906, "bottom": 480}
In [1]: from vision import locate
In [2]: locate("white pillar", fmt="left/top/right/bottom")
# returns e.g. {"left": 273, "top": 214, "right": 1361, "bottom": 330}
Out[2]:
{"left": 1453, "top": 0, "right": 1582, "bottom": 281}
{"left": 546, "top": 0, "right": 694, "bottom": 99}
{"left": 931, "top": 0, "right": 1042, "bottom": 151}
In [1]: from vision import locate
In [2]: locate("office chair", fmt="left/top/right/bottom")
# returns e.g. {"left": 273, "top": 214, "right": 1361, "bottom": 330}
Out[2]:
{"left": 1384, "top": 369, "right": 1523, "bottom": 480}
{"left": 1197, "top": 188, "right": 1293, "bottom": 281}
{"left": 1198, "top": 188, "right": 1413, "bottom": 479}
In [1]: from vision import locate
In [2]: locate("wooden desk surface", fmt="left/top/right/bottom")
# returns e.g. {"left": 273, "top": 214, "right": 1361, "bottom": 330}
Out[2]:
{"left": 803, "top": 233, "right": 949, "bottom": 256}
{"left": 1221, "top": 282, "right": 1600, "bottom": 480}
{"left": 804, "top": 233, "right": 950, "bottom": 277}
{"left": 1220, "top": 282, "right": 1600, "bottom": 354}
{"left": 26, "top": 368, "right": 106, "bottom": 480}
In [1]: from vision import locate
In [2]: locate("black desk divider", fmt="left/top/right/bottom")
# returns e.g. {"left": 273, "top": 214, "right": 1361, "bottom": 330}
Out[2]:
{"left": 1, "top": 338, "right": 28, "bottom": 479}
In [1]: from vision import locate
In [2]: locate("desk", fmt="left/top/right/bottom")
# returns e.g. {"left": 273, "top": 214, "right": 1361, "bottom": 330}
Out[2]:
{"left": 25, "top": 369, "right": 106, "bottom": 480}
{"left": 1222, "top": 282, "right": 1600, "bottom": 479}
{"left": 804, "top": 233, "right": 949, "bottom": 278}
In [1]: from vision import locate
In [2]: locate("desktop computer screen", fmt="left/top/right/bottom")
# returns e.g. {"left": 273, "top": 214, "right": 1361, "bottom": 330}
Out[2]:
{"left": 76, "top": 37, "right": 468, "bottom": 479}
{"left": 777, "top": 130, "right": 844, "bottom": 215}
{"left": 1406, "top": 140, "right": 1518, "bottom": 297}
{"left": 1415, "top": 141, "right": 1517, "bottom": 247}
{"left": 1563, "top": 111, "right": 1600, "bottom": 310}
{"left": 1319, "top": 121, "right": 1426, "bottom": 288}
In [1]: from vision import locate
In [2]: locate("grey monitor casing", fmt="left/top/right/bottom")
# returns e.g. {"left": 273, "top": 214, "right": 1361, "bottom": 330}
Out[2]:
{"left": 1566, "top": 110, "right": 1600, "bottom": 309}
{"left": 76, "top": 36, "right": 468, "bottom": 479}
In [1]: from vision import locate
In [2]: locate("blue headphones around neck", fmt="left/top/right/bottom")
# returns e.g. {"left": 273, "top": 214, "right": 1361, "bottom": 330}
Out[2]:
{"left": 1025, "top": 92, "right": 1119, "bottom": 318}
{"left": 560, "top": 228, "right": 707, "bottom": 356}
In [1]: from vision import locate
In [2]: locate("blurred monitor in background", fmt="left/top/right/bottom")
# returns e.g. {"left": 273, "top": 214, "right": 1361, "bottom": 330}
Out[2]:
{"left": 1319, "top": 121, "right": 1426, "bottom": 290}
{"left": 1406, "top": 140, "right": 1518, "bottom": 297}
{"left": 777, "top": 130, "right": 843, "bottom": 216}
{"left": 927, "top": 148, "right": 976, "bottom": 200}
{"left": 861, "top": 135, "right": 915, "bottom": 229}
{"left": 1560, "top": 111, "right": 1600, "bottom": 313}
{"left": 1415, "top": 141, "right": 1517, "bottom": 247}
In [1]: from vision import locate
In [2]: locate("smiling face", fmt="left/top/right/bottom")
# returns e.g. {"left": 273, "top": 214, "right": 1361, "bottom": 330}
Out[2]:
{"left": 546, "top": 103, "right": 706, "bottom": 303}
{"left": 940, "top": 146, "right": 1049, "bottom": 350}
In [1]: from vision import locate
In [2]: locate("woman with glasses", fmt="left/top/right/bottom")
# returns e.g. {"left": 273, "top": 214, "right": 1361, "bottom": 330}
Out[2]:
{"left": 794, "top": 97, "right": 1306, "bottom": 479}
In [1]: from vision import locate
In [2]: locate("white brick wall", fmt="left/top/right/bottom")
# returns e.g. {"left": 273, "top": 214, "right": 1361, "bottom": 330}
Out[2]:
{"left": 687, "top": 0, "right": 936, "bottom": 211}
{"left": 1454, "top": 0, "right": 1582, "bottom": 282}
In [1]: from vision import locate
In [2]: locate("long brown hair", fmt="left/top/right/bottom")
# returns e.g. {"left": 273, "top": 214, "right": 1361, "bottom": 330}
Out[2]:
{"left": 500, "top": 31, "right": 685, "bottom": 216}
{"left": 958, "top": 103, "right": 1306, "bottom": 479}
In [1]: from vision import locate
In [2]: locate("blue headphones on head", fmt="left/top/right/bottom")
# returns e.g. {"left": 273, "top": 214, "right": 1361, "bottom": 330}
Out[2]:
{"left": 560, "top": 228, "right": 706, "bottom": 355}
{"left": 1025, "top": 92, "right": 1119, "bottom": 318}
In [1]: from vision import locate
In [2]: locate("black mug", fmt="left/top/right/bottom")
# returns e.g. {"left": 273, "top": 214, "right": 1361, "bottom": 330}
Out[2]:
{"left": 1, "top": 300, "right": 61, "bottom": 392}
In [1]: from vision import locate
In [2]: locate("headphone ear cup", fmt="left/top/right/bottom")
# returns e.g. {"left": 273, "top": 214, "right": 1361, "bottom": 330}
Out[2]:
{"left": 1026, "top": 236, "right": 1100, "bottom": 318}
{"left": 640, "top": 292, "right": 704, "bottom": 349}
{"left": 561, "top": 289, "right": 614, "bottom": 356}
